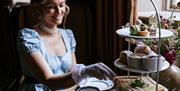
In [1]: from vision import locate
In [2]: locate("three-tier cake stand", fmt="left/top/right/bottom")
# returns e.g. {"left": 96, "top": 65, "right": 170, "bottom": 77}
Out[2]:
{"left": 114, "top": 28, "right": 173, "bottom": 90}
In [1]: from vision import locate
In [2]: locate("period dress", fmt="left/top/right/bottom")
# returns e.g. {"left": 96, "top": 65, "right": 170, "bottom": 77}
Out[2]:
{"left": 17, "top": 28, "right": 76, "bottom": 91}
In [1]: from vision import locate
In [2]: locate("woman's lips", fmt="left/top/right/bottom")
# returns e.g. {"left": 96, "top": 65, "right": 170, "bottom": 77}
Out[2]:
{"left": 52, "top": 16, "right": 63, "bottom": 20}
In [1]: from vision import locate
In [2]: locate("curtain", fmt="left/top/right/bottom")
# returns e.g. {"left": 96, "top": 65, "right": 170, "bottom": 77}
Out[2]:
{"left": 0, "top": 6, "right": 21, "bottom": 91}
{"left": 65, "top": 0, "right": 95, "bottom": 65}
{"left": 129, "top": 0, "right": 138, "bottom": 25}
{"left": 95, "top": 0, "right": 136, "bottom": 74}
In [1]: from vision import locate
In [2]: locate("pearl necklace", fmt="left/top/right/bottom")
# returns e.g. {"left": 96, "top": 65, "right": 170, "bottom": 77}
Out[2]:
{"left": 39, "top": 24, "right": 58, "bottom": 37}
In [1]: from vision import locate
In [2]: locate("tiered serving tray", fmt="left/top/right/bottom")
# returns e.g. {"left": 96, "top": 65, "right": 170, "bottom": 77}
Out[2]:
{"left": 115, "top": 28, "right": 173, "bottom": 73}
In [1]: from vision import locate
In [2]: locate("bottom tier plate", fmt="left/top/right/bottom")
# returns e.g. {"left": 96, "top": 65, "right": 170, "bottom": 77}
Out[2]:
{"left": 115, "top": 76, "right": 168, "bottom": 91}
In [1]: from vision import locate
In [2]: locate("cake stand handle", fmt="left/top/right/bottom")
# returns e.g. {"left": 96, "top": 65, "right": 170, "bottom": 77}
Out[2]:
{"left": 148, "top": 0, "right": 161, "bottom": 91}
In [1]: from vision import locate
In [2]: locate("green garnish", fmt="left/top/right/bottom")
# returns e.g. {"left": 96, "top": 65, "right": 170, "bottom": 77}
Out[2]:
{"left": 130, "top": 79, "right": 145, "bottom": 88}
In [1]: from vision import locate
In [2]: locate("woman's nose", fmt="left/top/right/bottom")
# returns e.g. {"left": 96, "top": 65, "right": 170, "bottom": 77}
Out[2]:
{"left": 55, "top": 6, "right": 63, "bottom": 14}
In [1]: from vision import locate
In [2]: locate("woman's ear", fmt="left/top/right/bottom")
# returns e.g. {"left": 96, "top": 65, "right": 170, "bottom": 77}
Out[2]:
{"left": 65, "top": 5, "right": 70, "bottom": 16}
{"left": 62, "top": 5, "right": 70, "bottom": 28}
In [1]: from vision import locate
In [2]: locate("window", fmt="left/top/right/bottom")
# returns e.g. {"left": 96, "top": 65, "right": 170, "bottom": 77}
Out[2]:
{"left": 165, "top": 0, "right": 180, "bottom": 11}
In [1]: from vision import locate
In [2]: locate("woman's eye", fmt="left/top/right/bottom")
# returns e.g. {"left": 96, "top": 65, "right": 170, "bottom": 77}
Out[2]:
{"left": 59, "top": 3, "right": 65, "bottom": 7}
{"left": 46, "top": 4, "right": 55, "bottom": 9}
{"left": 45, "top": 3, "right": 66, "bottom": 9}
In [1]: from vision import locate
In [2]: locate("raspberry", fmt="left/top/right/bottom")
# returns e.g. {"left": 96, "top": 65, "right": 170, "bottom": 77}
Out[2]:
{"left": 163, "top": 49, "right": 176, "bottom": 65}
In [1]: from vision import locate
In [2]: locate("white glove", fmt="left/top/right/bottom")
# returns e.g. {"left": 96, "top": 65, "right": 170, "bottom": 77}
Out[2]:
{"left": 71, "top": 62, "right": 117, "bottom": 84}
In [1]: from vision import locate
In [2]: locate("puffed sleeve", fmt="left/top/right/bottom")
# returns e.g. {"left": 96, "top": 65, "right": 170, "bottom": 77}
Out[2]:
{"left": 17, "top": 28, "right": 41, "bottom": 55}
{"left": 66, "top": 29, "right": 76, "bottom": 53}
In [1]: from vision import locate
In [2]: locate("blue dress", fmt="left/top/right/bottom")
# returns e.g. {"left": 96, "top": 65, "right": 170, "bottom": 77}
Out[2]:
{"left": 17, "top": 28, "right": 76, "bottom": 91}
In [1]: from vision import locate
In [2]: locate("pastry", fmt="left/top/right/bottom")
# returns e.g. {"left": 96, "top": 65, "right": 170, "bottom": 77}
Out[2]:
{"left": 130, "top": 25, "right": 140, "bottom": 36}
{"left": 138, "top": 29, "right": 150, "bottom": 37}
{"left": 119, "top": 50, "right": 133, "bottom": 65}
{"left": 148, "top": 25, "right": 156, "bottom": 36}
{"left": 137, "top": 24, "right": 150, "bottom": 37}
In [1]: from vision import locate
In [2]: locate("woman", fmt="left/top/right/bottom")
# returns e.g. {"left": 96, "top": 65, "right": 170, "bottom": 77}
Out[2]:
{"left": 17, "top": 0, "right": 116, "bottom": 90}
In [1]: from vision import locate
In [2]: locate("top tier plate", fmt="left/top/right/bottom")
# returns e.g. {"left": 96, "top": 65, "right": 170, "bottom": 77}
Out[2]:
{"left": 116, "top": 28, "right": 173, "bottom": 39}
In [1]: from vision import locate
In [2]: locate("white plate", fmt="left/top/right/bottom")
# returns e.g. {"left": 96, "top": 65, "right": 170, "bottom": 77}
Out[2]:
{"left": 79, "top": 78, "right": 114, "bottom": 91}
{"left": 116, "top": 28, "right": 173, "bottom": 39}
{"left": 114, "top": 59, "right": 170, "bottom": 73}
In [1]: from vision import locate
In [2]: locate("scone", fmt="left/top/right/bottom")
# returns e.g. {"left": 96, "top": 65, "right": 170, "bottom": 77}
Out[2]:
{"left": 134, "top": 44, "right": 151, "bottom": 55}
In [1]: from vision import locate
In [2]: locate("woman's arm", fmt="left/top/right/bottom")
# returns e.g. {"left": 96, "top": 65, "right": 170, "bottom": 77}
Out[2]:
{"left": 70, "top": 53, "right": 77, "bottom": 71}
{"left": 23, "top": 52, "right": 76, "bottom": 90}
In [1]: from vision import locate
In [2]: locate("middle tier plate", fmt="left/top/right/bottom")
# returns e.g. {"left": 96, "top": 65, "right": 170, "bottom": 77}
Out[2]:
{"left": 114, "top": 59, "right": 170, "bottom": 73}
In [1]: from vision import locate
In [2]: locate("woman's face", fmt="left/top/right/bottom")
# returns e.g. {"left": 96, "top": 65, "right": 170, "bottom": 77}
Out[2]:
{"left": 42, "top": 0, "right": 66, "bottom": 27}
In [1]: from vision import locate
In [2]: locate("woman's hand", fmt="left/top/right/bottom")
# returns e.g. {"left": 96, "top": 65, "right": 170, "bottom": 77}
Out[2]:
{"left": 72, "top": 62, "right": 117, "bottom": 84}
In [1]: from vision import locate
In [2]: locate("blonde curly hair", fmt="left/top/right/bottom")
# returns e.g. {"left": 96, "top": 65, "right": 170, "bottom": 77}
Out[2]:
{"left": 34, "top": 0, "right": 70, "bottom": 29}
